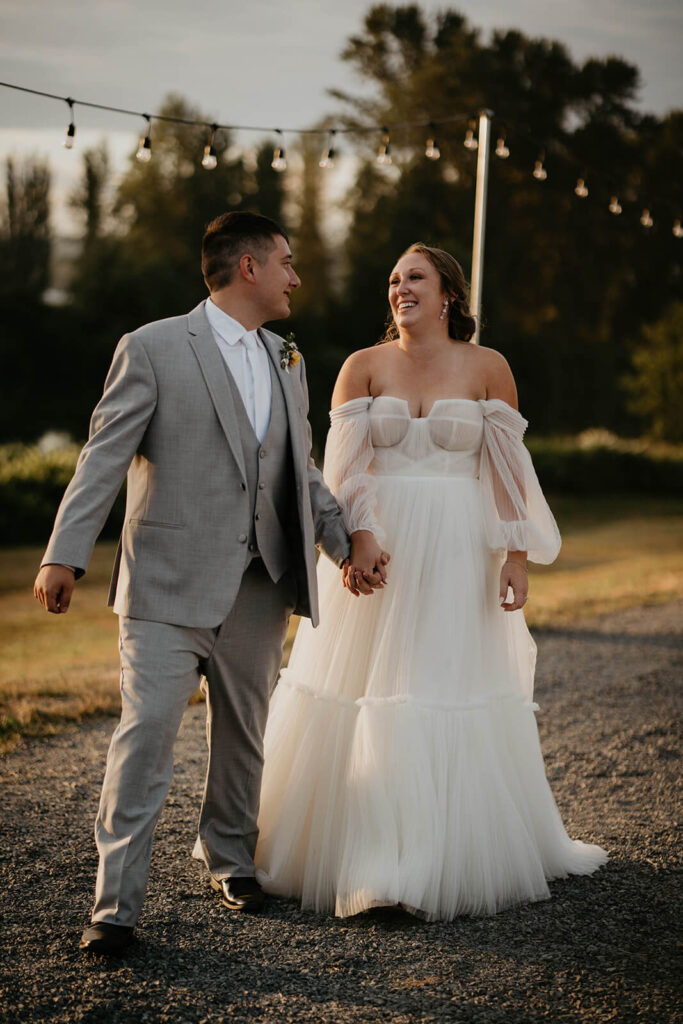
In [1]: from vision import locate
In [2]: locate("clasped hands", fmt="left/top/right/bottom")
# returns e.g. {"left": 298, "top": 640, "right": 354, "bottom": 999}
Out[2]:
{"left": 342, "top": 530, "right": 391, "bottom": 597}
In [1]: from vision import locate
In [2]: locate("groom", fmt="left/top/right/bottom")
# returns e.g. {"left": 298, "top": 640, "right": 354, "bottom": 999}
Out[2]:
{"left": 34, "top": 212, "right": 381, "bottom": 955}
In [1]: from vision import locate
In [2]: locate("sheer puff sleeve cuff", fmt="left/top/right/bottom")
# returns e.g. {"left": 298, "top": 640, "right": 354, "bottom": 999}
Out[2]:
{"left": 323, "top": 397, "right": 386, "bottom": 546}
{"left": 479, "top": 398, "right": 561, "bottom": 565}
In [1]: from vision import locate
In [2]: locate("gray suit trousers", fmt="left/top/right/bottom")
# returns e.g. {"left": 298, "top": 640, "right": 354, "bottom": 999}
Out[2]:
{"left": 92, "top": 557, "right": 296, "bottom": 927}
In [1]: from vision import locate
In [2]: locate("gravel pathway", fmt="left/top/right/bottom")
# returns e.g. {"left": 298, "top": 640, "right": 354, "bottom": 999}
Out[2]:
{"left": 1, "top": 601, "right": 681, "bottom": 1024}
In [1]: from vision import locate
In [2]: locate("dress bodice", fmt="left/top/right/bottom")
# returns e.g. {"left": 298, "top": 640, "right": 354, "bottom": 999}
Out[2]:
{"left": 369, "top": 396, "right": 484, "bottom": 478}
{"left": 324, "top": 393, "right": 561, "bottom": 564}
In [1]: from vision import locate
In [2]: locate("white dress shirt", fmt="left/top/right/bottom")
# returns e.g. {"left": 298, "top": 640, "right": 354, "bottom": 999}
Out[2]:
{"left": 205, "top": 298, "right": 273, "bottom": 443}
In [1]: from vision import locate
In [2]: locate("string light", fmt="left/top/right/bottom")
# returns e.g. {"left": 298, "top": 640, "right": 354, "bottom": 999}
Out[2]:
{"left": 319, "top": 130, "right": 336, "bottom": 169}
{"left": 377, "top": 129, "right": 392, "bottom": 165}
{"left": 495, "top": 136, "right": 509, "bottom": 159}
{"left": 136, "top": 115, "right": 152, "bottom": 163}
{"left": 463, "top": 119, "right": 478, "bottom": 150}
{"left": 532, "top": 152, "right": 547, "bottom": 181}
{"left": 63, "top": 98, "right": 75, "bottom": 149}
{"left": 201, "top": 124, "right": 218, "bottom": 170}
{"left": 425, "top": 124, "right": 440, "bottom": 160}
{"left": 3, "top": 81, "right": 682, "bottom": 253}
{"left": 271, "top": 130, "right": 287, "bottom": 172}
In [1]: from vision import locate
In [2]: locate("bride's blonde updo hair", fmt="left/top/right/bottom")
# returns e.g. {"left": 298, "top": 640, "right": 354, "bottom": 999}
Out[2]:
{"left": 383, "top": 242, "right": 477, "bottom": 343}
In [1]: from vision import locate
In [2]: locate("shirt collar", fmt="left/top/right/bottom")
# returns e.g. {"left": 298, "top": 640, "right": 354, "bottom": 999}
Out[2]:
{"left": 205, "top": 297, "right": 255, "bottom": 347}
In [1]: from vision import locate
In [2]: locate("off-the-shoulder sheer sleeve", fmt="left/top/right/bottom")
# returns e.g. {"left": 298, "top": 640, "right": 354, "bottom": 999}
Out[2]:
{"left": 479, "top": 399, "right": 561, "bottom": 564}
{"left": 323, "top": 397, "right": 386, "bottom": 545}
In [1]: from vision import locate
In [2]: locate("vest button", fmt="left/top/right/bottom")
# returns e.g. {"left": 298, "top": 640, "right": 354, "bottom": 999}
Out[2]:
{"left": 258, "top": 483, "right": 265, "bottom": 490}
{"left": 255, "top": 513, "right": 260, "bottom": 521}
{"left": 259, "top": 450, "right": 266, "bottom": 459}
{"left": 238, "top": 533, "right": 247, "bottom": 543}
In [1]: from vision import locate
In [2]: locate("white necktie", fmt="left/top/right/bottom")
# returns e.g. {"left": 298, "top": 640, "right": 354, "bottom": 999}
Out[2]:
{"left": 240, "top": 332, "right": 270, "bottom": 442}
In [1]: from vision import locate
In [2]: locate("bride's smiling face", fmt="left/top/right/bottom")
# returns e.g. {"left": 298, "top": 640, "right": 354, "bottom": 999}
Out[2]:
{"left": 388, "top": 252, "right": 445, "bottom": 330}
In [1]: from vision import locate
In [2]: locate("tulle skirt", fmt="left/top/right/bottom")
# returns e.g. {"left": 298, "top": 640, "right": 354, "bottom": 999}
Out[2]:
{"left": 255, "top": 474, "right": 607, "bottom": 919}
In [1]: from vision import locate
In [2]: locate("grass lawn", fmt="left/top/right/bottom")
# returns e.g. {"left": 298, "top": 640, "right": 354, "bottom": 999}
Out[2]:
{"left": 2, "top": 494, "right": 682, "bottom": 754}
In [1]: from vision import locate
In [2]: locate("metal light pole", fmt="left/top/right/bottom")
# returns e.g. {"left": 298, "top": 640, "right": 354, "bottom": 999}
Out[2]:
{"left": 469, "top": 109, "right": 493, "bottom": 345}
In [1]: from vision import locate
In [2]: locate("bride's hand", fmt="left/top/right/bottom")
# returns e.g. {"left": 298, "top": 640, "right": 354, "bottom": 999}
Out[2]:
{"left": 499, "top": 559, "right": 528, "bottom": 611}
{"left": 344, "top": 531, "right": 390, "bottom": 596}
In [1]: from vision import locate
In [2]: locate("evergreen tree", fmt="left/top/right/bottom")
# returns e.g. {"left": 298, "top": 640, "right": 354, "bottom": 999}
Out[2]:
{"left": 249, "top": 141, "right": 287, "bottom": 227}
{"left": 0, "top": 156, "right": 51, "bottom": 301}
{"left": 623, "top": 302, "right": 683, "bottom": 442}
{"left": 69, "top": 141, "right": 111, "bottom": 249}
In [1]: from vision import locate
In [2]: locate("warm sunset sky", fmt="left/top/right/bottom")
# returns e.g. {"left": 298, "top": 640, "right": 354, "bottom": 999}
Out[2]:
{"left": 1, "top": 0, "right": 681, "bottom": 232}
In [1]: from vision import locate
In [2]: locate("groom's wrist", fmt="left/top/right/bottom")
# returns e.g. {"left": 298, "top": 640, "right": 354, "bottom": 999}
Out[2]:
{"left": 42, "top": 562, "right": 77, "bottom": 574}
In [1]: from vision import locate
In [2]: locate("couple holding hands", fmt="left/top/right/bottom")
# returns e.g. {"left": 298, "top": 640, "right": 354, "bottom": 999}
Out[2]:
{"left": 34, "top": 211, "right": 606, "bottom": 955}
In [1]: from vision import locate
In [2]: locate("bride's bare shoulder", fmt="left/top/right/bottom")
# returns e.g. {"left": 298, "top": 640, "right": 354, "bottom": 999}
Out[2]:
{"left": 332, "top": 344, "right": 390, "bottom": 407}
{"left": 473, "top": 345, "right": 518, "bottom": 407}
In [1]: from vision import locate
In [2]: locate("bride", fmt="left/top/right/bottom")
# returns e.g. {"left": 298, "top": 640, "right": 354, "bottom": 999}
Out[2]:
{"left": 254, "top": 242, "right": 607, "bottom": 920}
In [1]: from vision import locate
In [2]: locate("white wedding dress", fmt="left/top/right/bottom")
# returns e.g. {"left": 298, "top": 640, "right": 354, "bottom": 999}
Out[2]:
{"left": 254, "top": 395, "right": 607, "bottom": 920}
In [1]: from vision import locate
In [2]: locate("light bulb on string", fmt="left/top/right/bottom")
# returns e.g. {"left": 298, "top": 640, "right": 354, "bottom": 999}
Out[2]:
{"left": 463, "top": 119, "right": 478, "bottom": 150}
{"left": 673, "top": 219, "right": 683, "bottom": 238}
{"left": 319, "top": 130, "right": 337, "bottom": 169}
{"left": 609, "top": 195, "right": 622, "bottom": 215}
{"left": 425, "top": 124, "right": 440, "bottom": 160}
{"left": 377, "top": 129, "right": 392, "bottom": 165}
{"left": 532, "top": 152, "right": 547, "bottom": 181}
{"left": 495, "top": 136, "right": 509, "bottom": 159}
{"left": 136, "top": 115, "right": 152, "bottom": 163}
{"left": 202, "top": 124, "right": 218, "bottom": 170}
{"left": 640, "top": 208, "right": 654, "bottom": 228}
{"left": 574, "top": 177, "right": 589, "bottom": 198}
{"left": 271, "top": 131, "right": 287, "bottom": 172}
{"left": 63, "top": 98, "right": 75, "bottom": 149}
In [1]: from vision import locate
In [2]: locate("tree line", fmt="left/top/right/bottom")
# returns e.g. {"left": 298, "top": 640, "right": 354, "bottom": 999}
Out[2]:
{"left": 1, "top": 4, "right": 681, "bottom": 447}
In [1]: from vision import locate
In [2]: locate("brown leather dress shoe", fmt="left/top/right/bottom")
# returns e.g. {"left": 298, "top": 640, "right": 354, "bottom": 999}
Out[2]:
{"left": 211, "top": 874, "right": 266, "bottom": 913}
{"left": 79, "top": 922, "right": 135, "bottom": 954}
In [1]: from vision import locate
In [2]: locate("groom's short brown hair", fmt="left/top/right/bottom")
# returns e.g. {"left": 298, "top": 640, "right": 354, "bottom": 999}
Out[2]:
{"left": 202, "top": 211, "right": 289, "bottom": 291}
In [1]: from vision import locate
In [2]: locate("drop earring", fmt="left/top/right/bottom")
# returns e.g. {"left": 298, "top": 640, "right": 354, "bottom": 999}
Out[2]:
{"left": 439, "top": 299, "right": 449, "bottom": 321}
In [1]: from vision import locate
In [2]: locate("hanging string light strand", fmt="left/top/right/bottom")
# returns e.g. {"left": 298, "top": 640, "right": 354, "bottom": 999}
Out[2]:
{"left": 1, "top": 80, "right": 680, "bottom": 236}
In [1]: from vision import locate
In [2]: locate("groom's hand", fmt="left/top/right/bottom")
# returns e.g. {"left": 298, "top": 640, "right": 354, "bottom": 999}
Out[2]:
{"left": 343, "top": 549, "right": 391, "bottom": 596}
{"left": 34, "top": 564, "right": 76, "bottom": 614}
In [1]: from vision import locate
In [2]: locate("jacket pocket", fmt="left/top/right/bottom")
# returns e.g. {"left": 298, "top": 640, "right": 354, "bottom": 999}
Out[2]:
{"left": 129, "top": 518, "right": 185, "bottom": 530}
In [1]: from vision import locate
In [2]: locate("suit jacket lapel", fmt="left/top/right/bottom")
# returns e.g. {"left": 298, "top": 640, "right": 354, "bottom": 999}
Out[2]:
{"left": 187, "top": 301, "right": 247, "bottom": 481}
{"left": 259, "top": 328, "right": 306, "bottom": 466}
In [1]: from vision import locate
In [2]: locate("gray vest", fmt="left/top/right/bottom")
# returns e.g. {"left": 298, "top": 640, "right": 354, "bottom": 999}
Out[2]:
{"left": 222, "top": 355, "right": 293, "bottom": 582}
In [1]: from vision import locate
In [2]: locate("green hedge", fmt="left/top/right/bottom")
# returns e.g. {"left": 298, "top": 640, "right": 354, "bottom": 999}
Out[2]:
{"left": 1, "top": 432, "right": 682, "bottom": 546}
{"left": 527, "top": 431, "right": 683, "bottom": 496}
{"left": 0, "top": 442, "right": 125, "bottom": 547}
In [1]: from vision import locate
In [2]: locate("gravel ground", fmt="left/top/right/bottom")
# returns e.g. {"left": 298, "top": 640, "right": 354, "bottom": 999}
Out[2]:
{"left": 1, "top": 600, "right": 681, "bottom": 1024}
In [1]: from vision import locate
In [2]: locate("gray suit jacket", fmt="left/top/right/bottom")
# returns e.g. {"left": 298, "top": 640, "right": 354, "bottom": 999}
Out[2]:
{"left": 42, "top": 301, "right": 350, "bottom": 627}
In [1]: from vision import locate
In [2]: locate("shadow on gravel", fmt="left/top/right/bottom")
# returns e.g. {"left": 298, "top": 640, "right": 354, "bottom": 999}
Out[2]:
{"left": 55, "top": 859, "right": 679, "bottom": 1024}
{"left": 4, "top": 855, "right": 679, "bottom": 1022}
{"left": 532, "top": 626, "right": 682, "bottom": 650}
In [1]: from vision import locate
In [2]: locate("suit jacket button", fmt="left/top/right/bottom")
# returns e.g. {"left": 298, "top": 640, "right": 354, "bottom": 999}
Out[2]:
{"left": 240, "top": 482, "right": 246, "bottom": 491}
{"left": 238, "top": 533, "right": 247, "bottom": 543}
{"left": 259, "top": 450, "right": 266, "bottom": 459}
{"left": 255, "top": 513, "right": 260, "bottom": 521}
{"left": 258, "top": 483, "right": 265, "bottom": 490}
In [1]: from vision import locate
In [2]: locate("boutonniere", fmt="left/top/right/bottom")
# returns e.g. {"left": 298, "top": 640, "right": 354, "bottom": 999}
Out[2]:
{"left": 279, "top": 332, "right": 301, "bottom": 373}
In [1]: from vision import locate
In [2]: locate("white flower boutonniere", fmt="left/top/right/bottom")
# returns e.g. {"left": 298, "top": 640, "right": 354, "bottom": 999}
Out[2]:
{"left": 279, "top": 333, "right": 301, "bottom": 373}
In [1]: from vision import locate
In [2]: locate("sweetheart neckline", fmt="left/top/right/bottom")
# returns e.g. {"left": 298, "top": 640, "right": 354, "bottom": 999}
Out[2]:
{"left": 371, "top": 395, "right": 482, "bottom": 420}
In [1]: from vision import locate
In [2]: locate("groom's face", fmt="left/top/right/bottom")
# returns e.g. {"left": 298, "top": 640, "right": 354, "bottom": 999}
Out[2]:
{"left": 254, "top": 234, "right": 301, "bottom": 321}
